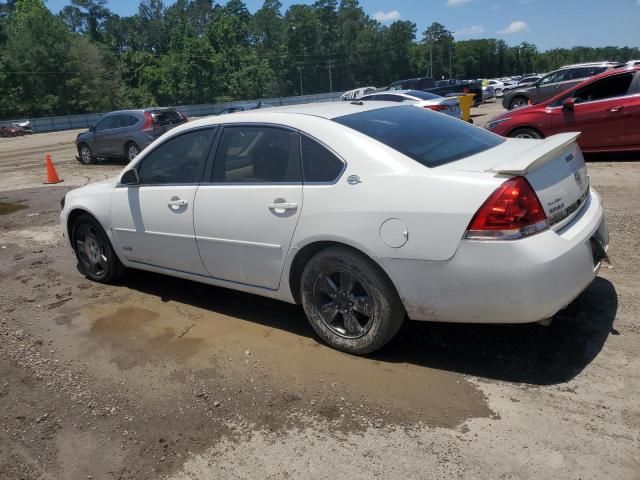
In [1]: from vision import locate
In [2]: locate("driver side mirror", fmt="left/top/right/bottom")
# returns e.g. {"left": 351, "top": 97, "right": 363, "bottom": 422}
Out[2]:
{"left": 562, "top": 98, "right": 575, "bottom": 111}
{"left": 120, "top": 169, "right": 139, "bottom": 185}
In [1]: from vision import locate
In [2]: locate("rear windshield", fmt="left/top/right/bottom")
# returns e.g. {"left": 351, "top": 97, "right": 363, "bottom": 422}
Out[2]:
{"left": 406, "top": 90, "right": 441, "bottom": 100}
{"left": 150, "top": 109, "right": 184, "bottom": 126}
{"left": 333, "top": 105, "right": 504, "bottom": 168}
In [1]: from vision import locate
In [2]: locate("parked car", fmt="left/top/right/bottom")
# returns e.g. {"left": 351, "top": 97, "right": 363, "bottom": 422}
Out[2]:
{"left": 61, "top": 102, "right": 607, "bottom": 355}
{"left": 487, "top": 79, "right": 515, "bottom": 97}
{"left": 340, "top": 87, "right": 377, "bottom": 101}
{"left": 218, "top": 106, "right": 250, "bottom": 115}
{"left": 0, "top": 125, "right": 25, "bottom": 137}
{"left": 75, "top": 108, "right": 188, "bottom": 165}
{"left": 382, "top": 77, "right": 483, "bottom": 106}
{"left": 502, "top": 62, "right": 620, "bottom": 110}
{"left": 482, "top": 85, "right": 496, "bottom": 102}
{"left": 626, "top": 60, "right": 640, "bottom": 67}
{"left": 501, "top": 75, "right": 542, "bottom": 96}
{"left": 358, "top": 90, "right": 461, "bottom": 119}
{"left": 486, "top": 66, "right": 640, "bottom": 152}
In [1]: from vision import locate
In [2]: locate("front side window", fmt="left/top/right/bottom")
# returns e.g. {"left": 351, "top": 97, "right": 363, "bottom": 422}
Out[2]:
{"left": 212, "top": 126, "right": 301, "bottom": 183}
{"left": 572, "top": 73, "right": 634, "bottom": 104}
{"left": 301, "top": 136, "right": 344, "bottom": 183}
{"left": 94, "top": 116, "right": 116, "bottom": 131}
{"left": 137, "top": 128, "right": 216, "bottom": 184}
{"left": 333, "top": 106, "right": 504, "bottom": 168}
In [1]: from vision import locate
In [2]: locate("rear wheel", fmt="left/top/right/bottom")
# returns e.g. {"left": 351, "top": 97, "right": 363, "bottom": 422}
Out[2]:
{"left": 509, "top": 128, "right": 544, "bottom": 139}
{"left": 78, "top": 144, "right": 95, "bottom": 165}
{"left": 72, "top": 214, "right": 125, "bottom": 283}
{"left": 300, "top": 247, "right": 405, "bottom": 355}
{"left": 509, "top": 96, "right": 529, "bottom": 110}
{"left": 126, "top": 142, "right": 140, "bottom": 162}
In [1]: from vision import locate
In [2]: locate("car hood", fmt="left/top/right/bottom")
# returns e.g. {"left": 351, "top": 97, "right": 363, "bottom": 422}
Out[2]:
{"left": 66, "top": 177, "right": 118, "bottom": 200}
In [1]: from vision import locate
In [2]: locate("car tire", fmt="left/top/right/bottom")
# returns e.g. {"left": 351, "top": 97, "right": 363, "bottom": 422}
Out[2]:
{"left": 78, "top": 143, "right": 95, "bottom": 165}
{"left": 300, "top": 246, "right": 405, "bottom": 355}
{"left": 509, "top": 128, "right": 544, "bottom": 139}
{"left": 126, "top": 142, "right": 140, "bottom": 162}
{"left": 72, "top": 214, "right": 126, "bottom": 283}
{"left": 509, "top": 96, "right": 529, "bottom": 110}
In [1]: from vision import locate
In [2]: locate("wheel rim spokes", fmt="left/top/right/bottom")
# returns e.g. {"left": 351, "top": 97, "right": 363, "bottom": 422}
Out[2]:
{"left": 313, "top": 270, "right": 374, "bottom": 339}
{"left": 75, "top": 225, "right": 107, "bottom": 277}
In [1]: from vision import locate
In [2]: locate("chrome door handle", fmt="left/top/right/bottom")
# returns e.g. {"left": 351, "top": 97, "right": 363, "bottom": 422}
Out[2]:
{"left": 609, "top": 106, "right": 624, "bottom": 113}
{"left": 168, "top": 199, "right": 188, "bottom": 207}
{"left": 268, "top": 202, "right": 298, "bottom": 211}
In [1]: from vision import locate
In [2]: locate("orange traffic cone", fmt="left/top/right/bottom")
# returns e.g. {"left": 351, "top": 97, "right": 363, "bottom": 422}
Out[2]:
{"left": 44, "top": 154, "right": 63, "bottom": 184}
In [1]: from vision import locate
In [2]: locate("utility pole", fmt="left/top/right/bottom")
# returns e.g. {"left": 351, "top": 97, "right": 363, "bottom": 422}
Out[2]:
{"left": 449, "top": 37, "right": 452, "bottom": 78}
{"left": 327, "top": 60, "right": 334, "bottom": 93}
{"left": 296, "top": 65, "right": 304, "bottom": 96}
{"left": 429, "top": 41, "right": 433, "bottom": 78}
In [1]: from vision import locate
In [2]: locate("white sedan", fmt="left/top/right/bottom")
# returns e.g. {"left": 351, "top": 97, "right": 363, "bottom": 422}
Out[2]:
{"left": 60, "top": 102, "right": 608, "bottom": 354}
{"left": 358, "top": 90, "right": 461, "bottom": 119}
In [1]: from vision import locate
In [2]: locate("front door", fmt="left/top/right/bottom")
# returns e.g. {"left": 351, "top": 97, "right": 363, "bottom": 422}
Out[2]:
{"left": 92, "top": 115, "right": 117, "bottom": 156}
{"left": 110, "top": 127, "right": 217, "bottom": 274}
{"left": 551, "top": 72, "right": 635, "bottom": 150}
{"left": 194, "top": 125, "right": 303, "bottom": 290}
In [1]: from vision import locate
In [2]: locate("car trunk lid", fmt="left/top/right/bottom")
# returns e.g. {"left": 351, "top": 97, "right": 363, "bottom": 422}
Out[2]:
{"left": 451, "top": 133, "right": 590, "bottom": 231}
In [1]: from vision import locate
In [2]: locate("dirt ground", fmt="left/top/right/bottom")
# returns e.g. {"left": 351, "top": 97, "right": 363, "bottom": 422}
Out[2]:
{"left": 1, "top": 103, "right": 639, "bottom": 480}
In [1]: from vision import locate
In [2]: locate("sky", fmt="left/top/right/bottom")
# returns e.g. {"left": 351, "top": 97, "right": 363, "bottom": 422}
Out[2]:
{"left": 44, "top": 0, "right": 640, "bottom": 52}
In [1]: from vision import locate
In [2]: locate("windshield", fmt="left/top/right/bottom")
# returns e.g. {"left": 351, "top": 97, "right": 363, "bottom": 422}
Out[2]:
{"left": 333, "top": 106, "right": 504, "bottom": 168}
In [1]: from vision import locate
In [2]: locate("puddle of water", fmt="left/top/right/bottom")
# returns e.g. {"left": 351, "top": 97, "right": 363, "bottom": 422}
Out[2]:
{"left": 83, "top": 301, "right": 492, "bottom": 427}
{"left": 0, "top": 202, "right": 28, "bottom": 215}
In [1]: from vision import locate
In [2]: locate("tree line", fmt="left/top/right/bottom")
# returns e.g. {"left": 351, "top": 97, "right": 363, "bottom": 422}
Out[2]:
{"left": 1, "top": 0, "right": 638, "bottom": 119}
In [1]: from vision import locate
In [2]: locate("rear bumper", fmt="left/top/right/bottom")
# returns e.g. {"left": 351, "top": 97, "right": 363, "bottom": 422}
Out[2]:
{"left": 379, "top": 190, "right": 608, "bottom": 324}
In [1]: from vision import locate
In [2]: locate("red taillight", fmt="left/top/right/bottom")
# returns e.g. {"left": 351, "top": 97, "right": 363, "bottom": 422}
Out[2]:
{"left": 424, "top": 105, "right": 447, "bottom": 111}
{"left": 141, "top": 112, "right": 153, "bottom": 132}
{"left": 465, "top": 176, "right": 548, "bottom": 240}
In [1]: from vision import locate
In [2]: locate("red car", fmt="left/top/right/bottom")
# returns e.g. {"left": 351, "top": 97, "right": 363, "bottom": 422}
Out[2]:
{"left": 486, "top": 66, "right": 640, "bottom": 153}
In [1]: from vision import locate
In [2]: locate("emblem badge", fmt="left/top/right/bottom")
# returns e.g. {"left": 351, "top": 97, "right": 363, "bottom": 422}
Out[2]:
{"left": 347, "top": 175, "right": 362, "bottom": 185}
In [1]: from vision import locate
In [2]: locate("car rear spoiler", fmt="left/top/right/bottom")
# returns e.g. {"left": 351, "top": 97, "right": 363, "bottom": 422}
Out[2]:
{"left": 489, "top": 132, "right": 581, "bottom": 175}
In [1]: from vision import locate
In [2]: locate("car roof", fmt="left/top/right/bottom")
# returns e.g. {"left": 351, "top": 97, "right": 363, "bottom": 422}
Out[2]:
{"left": 513, "top": 66, "right": 640, "bottom": 109}
{"left": 558, "top": 61, "right": 619, "bottom": 69}
{"left": 211, "top": 101, "right": 398, "bottom": 120}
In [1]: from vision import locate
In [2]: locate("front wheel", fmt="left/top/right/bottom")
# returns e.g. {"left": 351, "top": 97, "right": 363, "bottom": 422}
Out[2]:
{"left": 300, "top": 247, "right": 405, "bottom": 355}
{"left": 72, "top": 214, "right": 125, "bottom": 283}
{"left": 78, "top": 144, "right": 95, "bottom": 165}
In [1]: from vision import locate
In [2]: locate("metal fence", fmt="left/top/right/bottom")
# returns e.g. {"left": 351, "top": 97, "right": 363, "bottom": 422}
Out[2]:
{"left": 0, "top": 91, "right": 345, "bottom": 133}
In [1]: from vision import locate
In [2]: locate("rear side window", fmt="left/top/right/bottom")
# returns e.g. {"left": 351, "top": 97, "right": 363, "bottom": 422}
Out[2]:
{"left": 333, "top": 106, "right": 504, "bottom": 168}
{"left": 138, "top": 128, "right": 216, "bottom": 184}
{"left": 212, "top": 126, "right": 301, "bottom": 183}
{"left": 301, "top": 136, "right": 344, "bottom": 183}
{"left": 127, "top": 115, "right": 139, "bottom": 126}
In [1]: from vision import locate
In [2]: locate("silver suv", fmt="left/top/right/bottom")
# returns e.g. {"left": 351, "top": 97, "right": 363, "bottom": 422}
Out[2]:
{"left": 75, "top": 108, "right": 188, "bottom": 165}
{"left": 502, "top": 62, "right": 621, "bottom": 110}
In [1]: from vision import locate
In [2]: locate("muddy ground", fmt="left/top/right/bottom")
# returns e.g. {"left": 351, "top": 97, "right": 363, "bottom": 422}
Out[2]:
{"left": 1, "top": 103, "right": 639, "bottom": 479}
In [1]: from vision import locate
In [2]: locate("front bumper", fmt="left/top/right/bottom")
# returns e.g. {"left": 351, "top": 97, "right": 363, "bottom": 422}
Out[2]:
{"left": 379, "top": 190, "right": 608, "bottom": 324}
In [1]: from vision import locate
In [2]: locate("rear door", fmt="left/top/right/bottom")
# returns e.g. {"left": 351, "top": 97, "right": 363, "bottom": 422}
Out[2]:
{"left": 550, "top": 72, "right": 635, "bottom": 149}
{"left": 194, "top": 125, "right": 303, "bottom": 289}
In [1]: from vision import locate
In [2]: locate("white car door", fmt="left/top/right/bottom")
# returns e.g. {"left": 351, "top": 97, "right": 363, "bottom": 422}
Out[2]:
{"left": 110, "top": 127, "right": 217, "bottom": 274}
{"left": 194, "top": 125, "right": 303, "bottom": 290}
